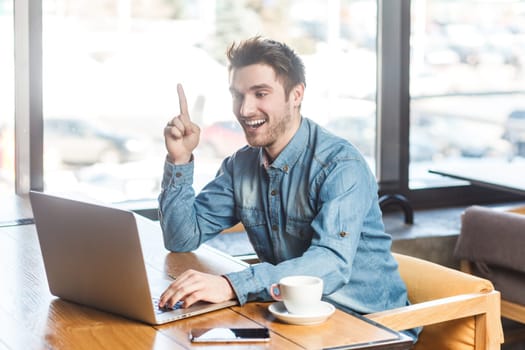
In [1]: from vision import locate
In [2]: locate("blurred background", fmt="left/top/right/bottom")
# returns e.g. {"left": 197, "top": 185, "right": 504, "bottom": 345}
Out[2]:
{"left": 1, "top": 0, "right": 524, "bottom": 204}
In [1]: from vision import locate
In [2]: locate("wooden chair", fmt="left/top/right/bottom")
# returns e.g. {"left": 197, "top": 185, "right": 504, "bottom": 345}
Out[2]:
{"left": 367, "top": 253, "right": 503, "bottom": 350}
{"left": 455, "top": 205, "right": 525, "bottom": 344}
{"left": 221, "top": 224, "right": 504, "bottom": 348}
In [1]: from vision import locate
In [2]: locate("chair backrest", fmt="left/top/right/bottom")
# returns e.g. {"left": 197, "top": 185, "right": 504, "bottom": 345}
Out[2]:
{"left": 455, "top": 206, "right": 525, "bottom": 275}
{"left": 392, "top": 253, "right": 501, "bottom": 350}
{"left": 455, "top": 205, "right": 525, "bottom": 326}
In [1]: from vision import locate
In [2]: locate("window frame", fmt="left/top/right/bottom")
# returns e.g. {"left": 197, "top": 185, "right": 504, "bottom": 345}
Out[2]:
{"left": 376, "top": 0, "right": 522, "bottom": 209}
{"left": 14, "top": 0, "right": 523, "bottom": 211}
{"left": 14, "top": 0, "right": 43, "bottom": 194}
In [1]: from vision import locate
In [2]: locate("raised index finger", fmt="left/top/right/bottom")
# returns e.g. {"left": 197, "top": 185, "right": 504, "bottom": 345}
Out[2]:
{"left": 177, "top": 83, "right": 191, "bottom": 123}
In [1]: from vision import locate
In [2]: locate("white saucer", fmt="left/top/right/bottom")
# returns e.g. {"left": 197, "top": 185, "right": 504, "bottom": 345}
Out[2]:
{"left": 268, "top": 301, "right": 335, "bottom": 325}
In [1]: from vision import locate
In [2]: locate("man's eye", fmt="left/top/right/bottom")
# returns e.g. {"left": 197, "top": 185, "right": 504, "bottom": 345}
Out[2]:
{"left": 256, "top": 92, "right": 268, "bottom": 98}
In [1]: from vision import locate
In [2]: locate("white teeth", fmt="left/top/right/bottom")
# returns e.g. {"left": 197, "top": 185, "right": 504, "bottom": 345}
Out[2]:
{"left": 245, "top": 119, "right": 265, "bottom": 126}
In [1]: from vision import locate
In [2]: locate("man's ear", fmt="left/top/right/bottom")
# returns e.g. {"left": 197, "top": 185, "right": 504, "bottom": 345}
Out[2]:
{"left": 291, "top": 83, "right": 305, "bottom": 107}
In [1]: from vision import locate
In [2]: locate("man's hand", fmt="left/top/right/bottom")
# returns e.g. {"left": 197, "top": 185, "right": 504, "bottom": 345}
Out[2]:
{"left": 164, "top": 84, "right": 200, "bottom": 164}
{"left": 158, "top": 269, "right": 236, "bottom": 309}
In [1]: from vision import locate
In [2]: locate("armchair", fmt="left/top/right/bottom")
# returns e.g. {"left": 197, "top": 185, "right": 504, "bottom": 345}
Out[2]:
{"left": 367, "top": 253, "right": 503, "bottom": 350}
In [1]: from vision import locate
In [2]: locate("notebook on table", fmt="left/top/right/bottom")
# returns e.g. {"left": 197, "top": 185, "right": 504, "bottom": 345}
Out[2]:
{"left": 29, "top": 191, "right": 238, "bottom": 325}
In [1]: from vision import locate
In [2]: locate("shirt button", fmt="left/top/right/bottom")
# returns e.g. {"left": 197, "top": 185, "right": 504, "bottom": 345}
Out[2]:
{"left": 283, "top": 165, "right": 289, "bottom": 172}
{"left": 339, "top": 231, "right": 347, "bottom": 238}
{"left": 272, "top": 225, "right": 278, "bottom": 231}
{"left": 271, "top": 190, "right": 278, "bottom": 196}
{"left": 175, "top": 172, "right": 182, "bottom": 178}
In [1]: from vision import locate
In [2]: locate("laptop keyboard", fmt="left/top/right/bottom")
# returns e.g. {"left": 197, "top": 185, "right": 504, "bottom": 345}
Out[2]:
{"left": 153, "top": 298, "right": 184, "bottom": 314}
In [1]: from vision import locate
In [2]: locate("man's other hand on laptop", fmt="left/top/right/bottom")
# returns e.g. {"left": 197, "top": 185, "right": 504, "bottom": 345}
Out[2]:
{"left": 158, "top": 269, "right": 236, "bottom": 309}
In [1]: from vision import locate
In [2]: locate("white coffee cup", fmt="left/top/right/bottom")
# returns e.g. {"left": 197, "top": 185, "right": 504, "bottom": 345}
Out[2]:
{"left": 269, "top": 275, "right": 323, "bottom": 315}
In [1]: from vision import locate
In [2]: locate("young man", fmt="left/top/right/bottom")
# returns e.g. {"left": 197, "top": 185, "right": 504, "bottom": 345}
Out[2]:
{"left": 158, "top": 37, "right": 418, "bottom": 340}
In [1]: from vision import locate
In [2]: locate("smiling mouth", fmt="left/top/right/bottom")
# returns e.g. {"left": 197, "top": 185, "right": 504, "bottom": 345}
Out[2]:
{"left": 242, "top": 119, "right": 266, "bottom": 129}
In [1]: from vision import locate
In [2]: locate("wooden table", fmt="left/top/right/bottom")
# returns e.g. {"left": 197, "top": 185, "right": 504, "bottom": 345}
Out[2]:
{"left": 0, "top": 195, "right": 413, "bottom": 349}
{"left": 429, "top": 160, "right": 525, "bottom": 196}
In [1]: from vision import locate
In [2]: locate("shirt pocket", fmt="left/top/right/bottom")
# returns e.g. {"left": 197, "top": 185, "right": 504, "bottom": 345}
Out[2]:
{"left": 285, "top": 216, "right": 313, "bottom": 242}
{"left": 236, "top": 207, "right": 268, "bottom": 257}
{"left": 237, "top": 207, "right": 267, "bottom": 228}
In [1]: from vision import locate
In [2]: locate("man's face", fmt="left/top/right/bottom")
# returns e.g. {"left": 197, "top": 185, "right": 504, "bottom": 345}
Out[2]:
{"left": 229, "top": 64, "right": 303, "bottom": 159}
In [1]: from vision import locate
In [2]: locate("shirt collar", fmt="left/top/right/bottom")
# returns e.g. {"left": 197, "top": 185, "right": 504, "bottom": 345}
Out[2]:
{"left": 259, "top": 117, "right": 308, "bottom": 172}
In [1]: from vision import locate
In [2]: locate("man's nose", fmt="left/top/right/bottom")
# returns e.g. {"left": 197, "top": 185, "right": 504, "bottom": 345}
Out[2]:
{"left": 240, "top": 96, "right": 256, "bottom": 117}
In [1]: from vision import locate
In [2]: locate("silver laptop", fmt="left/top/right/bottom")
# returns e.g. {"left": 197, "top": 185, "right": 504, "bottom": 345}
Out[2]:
{"left": 29, "top": 191, "right": 238, "bottom": 325}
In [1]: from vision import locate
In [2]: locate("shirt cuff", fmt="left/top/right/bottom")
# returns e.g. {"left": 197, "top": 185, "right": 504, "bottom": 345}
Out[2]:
{"left": 161, "top": 155, "right": 194, "bottom": 188}
{"left": 224, "top": 268, "right": 255, "bottom": 305}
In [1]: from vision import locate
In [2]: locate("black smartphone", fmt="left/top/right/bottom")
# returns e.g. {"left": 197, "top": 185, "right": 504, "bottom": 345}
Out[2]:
{"left": 189, "top": 327, "right": 270, "bottom": 342}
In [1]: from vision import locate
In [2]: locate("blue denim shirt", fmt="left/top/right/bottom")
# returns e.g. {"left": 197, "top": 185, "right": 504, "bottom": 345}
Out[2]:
{"left": 159, "top": 117, "right": 412, "bottom": 323}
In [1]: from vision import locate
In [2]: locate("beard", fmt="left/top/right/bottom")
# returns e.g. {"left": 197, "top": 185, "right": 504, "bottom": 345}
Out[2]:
{"left": 243, "top": 110, "right": 296, "bottom": 150}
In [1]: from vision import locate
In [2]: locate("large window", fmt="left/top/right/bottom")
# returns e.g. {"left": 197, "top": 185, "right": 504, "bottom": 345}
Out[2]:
{"left": 6, "top": 0, "right": 524, "bottom": 209}
{"left": 409, "top": 0, "right": 525, "bottom": 190}
{"left": 39, "top": 0, "right": 377, "bottom": 203}
{"left": 0, "top": 0, "right": 14, "bottom": 194}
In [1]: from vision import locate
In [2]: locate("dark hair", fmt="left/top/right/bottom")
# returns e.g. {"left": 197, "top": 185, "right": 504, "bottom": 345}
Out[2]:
{"left": 226, "top": 36, "right": 306, "bottom": 96}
